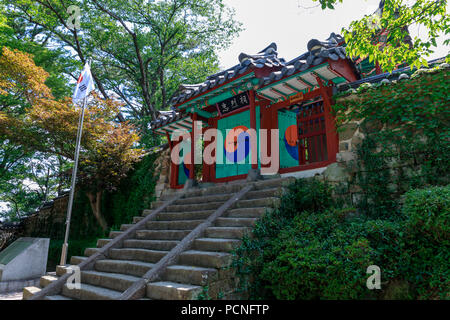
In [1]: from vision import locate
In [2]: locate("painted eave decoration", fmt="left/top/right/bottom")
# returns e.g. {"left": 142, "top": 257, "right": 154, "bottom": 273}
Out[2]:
{"left": 257, "top": 33, "right": 350, "bottom": 103}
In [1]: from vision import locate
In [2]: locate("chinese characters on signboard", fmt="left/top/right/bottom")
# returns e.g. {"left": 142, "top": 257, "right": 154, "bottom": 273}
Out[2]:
{"left": 216, "top": 91, "right": 250, "bottom": 115}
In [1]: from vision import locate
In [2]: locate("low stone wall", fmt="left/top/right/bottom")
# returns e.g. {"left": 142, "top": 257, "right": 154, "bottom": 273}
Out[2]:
{"left": 20, "top": 195, "right": 68, "bottom": 239}
{"left": 152, "top": 147, "right": 171, "bottom": 200}
{"left": 318, "top": 94, "right": 439, "bottom": 208}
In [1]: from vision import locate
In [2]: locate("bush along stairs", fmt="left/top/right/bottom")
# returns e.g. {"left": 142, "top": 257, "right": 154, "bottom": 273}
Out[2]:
{"left": 23, "top": 177, "right": 294, "bottom": 300}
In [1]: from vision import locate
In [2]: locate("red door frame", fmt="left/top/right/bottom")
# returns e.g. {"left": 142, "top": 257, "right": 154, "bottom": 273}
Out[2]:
{"left": 273, "top": 85, "right": 338, "bottom": 175}
{"left": 167, "top": 83, "right": 339, "bottom": 187}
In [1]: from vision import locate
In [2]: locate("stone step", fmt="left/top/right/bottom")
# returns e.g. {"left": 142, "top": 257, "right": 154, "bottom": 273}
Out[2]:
{"left": 45, "top": 295, "right": 73, "bottom": 300}
{"left": 81, "top": 270, "right": 140, "bottom": 292}
{"left": 108, "top": 248, "right": 168, "bottom": 263}
{"left": 70, "top": 256, "right": 88, "bottom": 265}
{"left": 40, "top": 275, "right": 58, "bottom": 288}
{"left": 164, "top": 201, "right": 224, "bottom": 212}
{"left": 233, "top": 197, "right": 280, "bottom": 209}
{"left": 180, "top": 184, "right": 243, "bottom": 199}
{"left": 163, "top": 265, "right": 218, "bottom": 286}
{"left": 155, "top": 193, "right": 234, "bottom": 208}
{"left": 215, "top": 217, "right": 257, "bottom": 227}
{"left": 226, "top": 207, "right": 267, "bottom": 218}
{"left": 253, "top": 177, "right": 295, "bottom": 190}
{"left": 244, "top": 187, "right": 284, "bottom": 200}
{"left": 123, "top": 239, "right": 180, "bottom": 251}
{"left": 144, "top": 210, "right": 214, "bottom": 221}
{"left": 109, "top": 231, "right": 124, "bottom": 239}
{"left": 146, "top": 281, "right": 202, "bottom": 300}
{"left": 22, "top": 286, "right": 41, "bottom": 300}
{"left": 178, "top": 250, "right": 232, "bottom": 269}
{"left": 97, "top": 239, "right": 111, "bottom": 248}
{"left": 122, "top": 219, "right": 205, "bottom": 232}
{"left": 95, "top": 259, "right": 155, "bottom": 277}
{"left": 193, "top": 238, "right": 241, "bottom": 252}
{"left": 174, "top": 193, "right": 233, "bottom": 205}
{"left": 136, "top": 230, "right": 191, "bottom": 240}
{"left": 145, "top": 220, "right": 204, "bottom": 230}
{"left": 133, "top": 216, "right": 144, "bottom": 224}
{"left": 56, "top": 264, "right": 82, "bottom": 276}
{"left": 204, "top": 227, "right": 251, "bottom": 239}
{"left": 84, "top": 247, "right": 101, "bottom": 257}
{"left": 62, "top": 283, "right": 122, "bottom": 300}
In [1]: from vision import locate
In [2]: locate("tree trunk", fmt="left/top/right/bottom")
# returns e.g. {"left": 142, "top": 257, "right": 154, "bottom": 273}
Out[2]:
{"left": 86, "top": 191, "right": 108, "bottom": 231}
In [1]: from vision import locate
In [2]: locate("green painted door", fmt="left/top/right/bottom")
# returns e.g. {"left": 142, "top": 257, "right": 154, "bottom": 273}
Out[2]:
{"left": 278, "top": 109, "right": 299, "bottom": 169}
{"left": 178, "top": 139, "right": 190, "bottom": 185}
{"left": 216, "top": 108, "right": 260, "bottom": 179}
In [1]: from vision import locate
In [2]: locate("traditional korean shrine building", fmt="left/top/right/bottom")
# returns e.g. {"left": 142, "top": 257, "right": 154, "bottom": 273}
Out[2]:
{"left": 150, "top": 33, "right": 376, "bottom": 189}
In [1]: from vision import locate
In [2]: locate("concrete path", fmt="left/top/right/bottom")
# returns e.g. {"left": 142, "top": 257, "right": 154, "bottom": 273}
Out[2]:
{"left": 0, "top": 291, "right": 23, "bottom": 300}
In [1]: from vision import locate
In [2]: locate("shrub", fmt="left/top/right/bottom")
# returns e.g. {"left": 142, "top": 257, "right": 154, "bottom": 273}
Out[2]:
{"left": 399, "top": 185, "right": 450, "bottom": 299}
{"left": 232, "top": 181, "right": 450, "bottom": 300}
{"left": 402, "top": 186, "right": 450, "bottom": 243}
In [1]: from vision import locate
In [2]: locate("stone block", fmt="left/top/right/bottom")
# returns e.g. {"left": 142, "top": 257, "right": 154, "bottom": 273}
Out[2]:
{"left": 322, "top": 163, "right": 350, "bottom": 183}
{"left": 338, "top": 123, "right": 358, "bottom": 141}
{"left": 339, "top": 142, "right": 349, "bottom": 151}
{"left": 0, "top": 238, "right": 49, "bottom": 282}
{"left": 336, "top": 151, "right": 356, "bottom": 163}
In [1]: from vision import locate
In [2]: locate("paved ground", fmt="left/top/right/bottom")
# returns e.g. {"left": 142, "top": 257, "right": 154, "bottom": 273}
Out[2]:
{"left": 0, "top": 291, "right": 23, "bottom": 300}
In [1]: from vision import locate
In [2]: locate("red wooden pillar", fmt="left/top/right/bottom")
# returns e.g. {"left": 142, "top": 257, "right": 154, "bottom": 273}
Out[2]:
{"left": 316, "top": 77, "right": 338, "bottom": 163}
{"left": 166, "top": 130, "right": 177, "bottom": 189}
{"left": 249, "top": 90, "right": 258, "bottom": 170}
{"left": 189, "top": 113, "right": 197, "bottom": 180}
{"left": 202, "top": 126, "right": 209, "bottom": 182}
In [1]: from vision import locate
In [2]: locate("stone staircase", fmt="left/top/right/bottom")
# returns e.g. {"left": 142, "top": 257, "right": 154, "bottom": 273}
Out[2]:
{"left": 23, "top": 177, "right": 294, "bottom": 300}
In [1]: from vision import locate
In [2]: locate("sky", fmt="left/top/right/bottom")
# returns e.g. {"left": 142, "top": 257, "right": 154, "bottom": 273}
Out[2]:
{"left": 217, "top": 0, "right": 449, "bottom": 69}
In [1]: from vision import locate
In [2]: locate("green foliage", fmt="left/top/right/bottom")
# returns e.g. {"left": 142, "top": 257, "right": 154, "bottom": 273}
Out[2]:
{"left": 315, "top": 0, "right": 450, "bottom": 72}
{"left": 1, "top": 0, "right": 242, "bottom": 122}
{"left": 21, "top": 152, "right": 158, "bottom": 268}
{"left": 196, "top": 286, "right": 212, "bottom": 300}
{"left": 102, "top": 152, "right": 158, "bottom": 229}
{"left": 233, "top": 180, "right": 450, "bottom": 300}
{"left": 231, "top": 179, "right": 337, "bottom": 299}
{"left": 403, "top": 185, "right": 450, "bottom": 242}
{"left": 400, "top": 185, "right": 450, "bottom": 299}
{"left": 47, "top": 238, "right": 98, "bottom": 271}
{"left": 334, "top": 67, "right": 450, "bottom": 217}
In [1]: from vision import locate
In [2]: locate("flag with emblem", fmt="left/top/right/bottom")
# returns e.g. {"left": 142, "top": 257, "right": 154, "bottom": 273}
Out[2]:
{"left": 72, "top": 62, "right": 95, "bottom": 103}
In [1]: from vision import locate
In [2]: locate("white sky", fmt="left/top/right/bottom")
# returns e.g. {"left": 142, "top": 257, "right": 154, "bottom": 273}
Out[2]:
{"left": 218, "top": 0, "right": 449, "bottom": 69}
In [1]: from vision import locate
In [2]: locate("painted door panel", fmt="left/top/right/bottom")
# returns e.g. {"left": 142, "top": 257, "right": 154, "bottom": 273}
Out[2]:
{"left": 216, "top": 108, "right": 260, "bottom": 179}
{"left": 278, "top": 109, "right": 299, "bottom": 169}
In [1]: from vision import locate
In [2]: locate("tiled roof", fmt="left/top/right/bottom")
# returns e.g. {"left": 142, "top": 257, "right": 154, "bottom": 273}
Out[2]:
{"left": 149, "top": 110, "right": 183, "bottom": 132}
{"left": 151, "top": 33, "right": 351, "bottom": 131}
{"left": 170, "top": 43, "right": 286, "bottom": 106}
{"left": 259, "top": 33, "right": 346, "bottom": 88}
{"left": 336, "top": 57, "right": 448, "bottom": 93}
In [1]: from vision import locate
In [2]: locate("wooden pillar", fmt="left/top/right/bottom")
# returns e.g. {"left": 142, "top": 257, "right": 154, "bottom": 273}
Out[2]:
{"left": 316, "top": 77, "right": 338, "bottom": 163}
{"left": 165, "top": 130, "right": 177, "bottom": 189}
{"left": 189, "top": 113, "right": 197, "bottom": 180}
{"left": 202, "top": 126, "right": 209, "bottom": 182}
{"left": 249, "top": 90, "right": 258, "bottom": 170}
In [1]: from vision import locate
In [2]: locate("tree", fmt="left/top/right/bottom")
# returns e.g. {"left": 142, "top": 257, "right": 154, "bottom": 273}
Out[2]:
{"left": 0, "top": 47, "right": 144, "bottom": 229}
{"left": 314, "top": 0, "right": 449, "bottom": 71}
{"left": 2, "top": 0, "right": 242, "bottom": 126}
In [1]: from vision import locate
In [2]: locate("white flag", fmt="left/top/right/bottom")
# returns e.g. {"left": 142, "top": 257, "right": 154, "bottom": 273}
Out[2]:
{"left": 72, "top": 62, "right": 95, "bottom": 103}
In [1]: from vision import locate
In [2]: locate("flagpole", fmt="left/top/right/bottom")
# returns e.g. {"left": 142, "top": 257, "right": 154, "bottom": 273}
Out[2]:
{"left": 59, "top": 95, "right": 88, "bottom": 266}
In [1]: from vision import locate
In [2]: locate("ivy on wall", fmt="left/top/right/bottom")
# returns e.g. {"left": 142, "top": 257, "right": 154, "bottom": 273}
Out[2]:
{"left": 333, "top": 66, "right": 450, "bottom": 217}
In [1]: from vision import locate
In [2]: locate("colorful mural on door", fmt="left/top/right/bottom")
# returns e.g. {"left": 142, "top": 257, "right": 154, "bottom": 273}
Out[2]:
{"left": 216, "top": 108, "right": 260, "bottom": 179}
{"left": 278, "top": 110, "right": 299, "bottom": 169}
{"left": 224, "top": 125, "right": 251, "bottom": 163}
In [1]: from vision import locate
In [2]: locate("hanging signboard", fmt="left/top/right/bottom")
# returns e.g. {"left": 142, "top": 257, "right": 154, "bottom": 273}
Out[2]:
{"left": 216, "top": 91, "right": 250, "bottom": 116}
